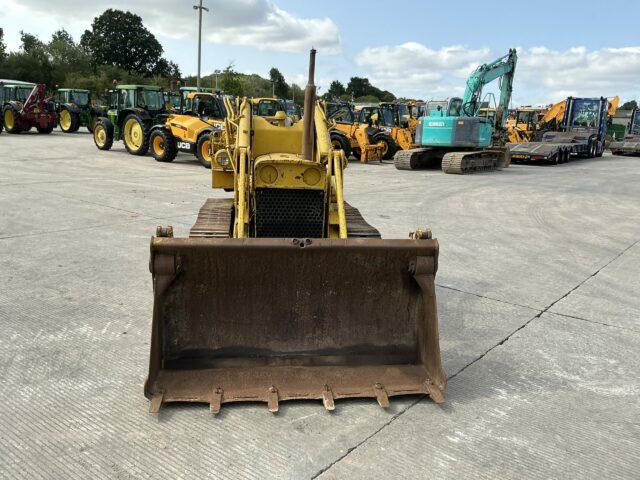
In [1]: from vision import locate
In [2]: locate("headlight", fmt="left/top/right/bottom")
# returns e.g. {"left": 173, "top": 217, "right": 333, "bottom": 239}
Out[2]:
{"left": 215, "top": 150, "right": 230, "bottom": 167}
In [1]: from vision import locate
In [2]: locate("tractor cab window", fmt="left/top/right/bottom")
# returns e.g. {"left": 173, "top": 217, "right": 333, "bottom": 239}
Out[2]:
{"left": 137, "top": 90, "right": 165, "bottom": 111}
{"left": 569, "top": 100, "right": 599, "bottom": 129}
{"left": 254, "top": 100, "right": 281, "bottom": 117}
{"left": 16, "top": 87, "right": 33, "bottom": 102}
{"left": 167, "top": 93, "right": 181, "bottom": 110}
{"left": 120, "top": 90, "right": 135, "bottom": 109}
{"left": 108, "top": 91, "right": 118, "bottom": 109}
{"left": 69, "top": 91, "right": 89, "bottom": 106}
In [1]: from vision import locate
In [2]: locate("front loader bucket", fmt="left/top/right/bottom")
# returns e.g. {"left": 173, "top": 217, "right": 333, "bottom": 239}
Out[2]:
{"left": 145, "top": 237, "right": 446, "bottom": 413}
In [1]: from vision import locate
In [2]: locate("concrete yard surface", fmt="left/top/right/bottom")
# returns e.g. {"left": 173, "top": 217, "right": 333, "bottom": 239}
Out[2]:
{"left": 0, "top": 131, "right": 639, "bottom": 479}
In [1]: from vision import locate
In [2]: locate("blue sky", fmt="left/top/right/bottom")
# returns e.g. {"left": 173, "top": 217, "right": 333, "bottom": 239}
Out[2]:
{"left": 3, "top": 0, "right": 640, "bottom": 104}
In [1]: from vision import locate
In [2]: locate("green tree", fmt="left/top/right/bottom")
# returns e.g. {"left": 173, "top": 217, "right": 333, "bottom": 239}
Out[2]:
{"left": 0, "top": 28, "right": 6, "bottom": 61}
{"left": 0, "top": 31, "right": 53, "bottom": 84}
{"left": 269, "top": 67, "right": 289, "bottom": 98}
{"left": 620, "top": 100, "right": 638, "bottom": 110}
{"left": 220, "top": 64, "right": 243, "bottom": 97}
{"left": 20, "top": 31, "right": 45, "bottom": 53}
{"left": 80, "top": 9, "right": 166, "bottom": 75}
{"left": 48, "top": 29, "right": 92, "bottom": 86}
{"left": 326, "top": 80, "right": 346, "bottom": 100}
{"left": 346, "top": 76, "right": 395, "bottom": 102}
{"left": 290, "top": 83, "right": 303, "bottom": 104}
{"left": 152, "top": 58, "right": 181, "bottom": 78}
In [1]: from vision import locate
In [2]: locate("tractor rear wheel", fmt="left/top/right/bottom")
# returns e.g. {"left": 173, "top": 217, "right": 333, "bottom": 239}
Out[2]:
{"left": 59, "top": 108, "right": 79, "bottom": 133}
{"left": 123, "top": 114, "right": 149, "bottom": 155}
{"left": 93, "top": 118, "right": 114, "bottom": 150}
{"left": 197, "top": 134, "right": 214, "bottom": 168}
{"left": 3, "top": 105, "right": 21, "bottom": 134}
{"left": 374, "top": 133, "right": 397, "bottom": 160}
{"left": 150, "top": 129, "right": 177, "bottom": 163}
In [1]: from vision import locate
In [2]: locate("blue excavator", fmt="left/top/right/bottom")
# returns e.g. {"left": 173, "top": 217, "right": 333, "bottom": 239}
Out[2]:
{"left": 394, "top": 49, "right": 518, "bottom": 174}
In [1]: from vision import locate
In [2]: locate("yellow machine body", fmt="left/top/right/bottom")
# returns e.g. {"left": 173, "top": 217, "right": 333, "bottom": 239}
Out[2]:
{"left": 145, "top": 52, "right": 445, "bottom": 415}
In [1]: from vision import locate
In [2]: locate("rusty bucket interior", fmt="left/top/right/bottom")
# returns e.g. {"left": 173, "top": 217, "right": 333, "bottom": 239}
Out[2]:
{"left": 145, "top": 237, "right": 446, "bottom": 413}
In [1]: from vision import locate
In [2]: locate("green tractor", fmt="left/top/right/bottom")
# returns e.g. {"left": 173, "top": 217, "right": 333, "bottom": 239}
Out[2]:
{"left": 92, "top": 84, "right": 168, "bottom": 155}
{"left": 54, "top": 88, "right": 105, "bottom": 133}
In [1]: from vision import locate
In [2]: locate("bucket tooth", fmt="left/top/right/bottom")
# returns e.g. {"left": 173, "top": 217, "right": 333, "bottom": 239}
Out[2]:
{"left": 322, "top": 385, "right": 335, "bottom": 411}
{"left": 210, "top": 388, "right": 223, "bottom": 414}
{"left": 267, "top": 386, "right": 279, "bottom": 413}
{"left": 149, "top": 392, "right": 164, "bottom": 414}
{"left": 424, "top": 379, "right": 445, "bottom": 404}
{"left": 373, "top": 383, "right": 390, "bottom": 409}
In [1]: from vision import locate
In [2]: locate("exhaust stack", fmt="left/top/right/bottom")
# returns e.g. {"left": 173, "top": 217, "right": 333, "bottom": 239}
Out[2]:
{"left": 301, "top": 48, "right": 317, "bottom": 161}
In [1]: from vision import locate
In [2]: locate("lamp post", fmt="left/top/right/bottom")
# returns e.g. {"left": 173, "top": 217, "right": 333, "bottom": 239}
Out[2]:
{"left": 214, "top": 69, "right": 221, "bottom": 90}
{"left": 193, "top": 0, "right": 209, "bottom": 92}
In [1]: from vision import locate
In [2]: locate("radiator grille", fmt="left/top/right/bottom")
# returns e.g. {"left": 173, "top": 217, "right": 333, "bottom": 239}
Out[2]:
{"left": 255, "top": 188, "right": 325, "bottom": 237}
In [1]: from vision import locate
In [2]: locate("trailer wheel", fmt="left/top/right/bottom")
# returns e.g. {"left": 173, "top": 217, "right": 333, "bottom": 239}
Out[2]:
{"left": 150, "top": 129, "right": 177, "bottom": 163}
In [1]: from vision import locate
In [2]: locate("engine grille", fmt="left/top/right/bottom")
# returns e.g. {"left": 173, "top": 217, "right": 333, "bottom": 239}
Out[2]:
{"left": 254, "top": 188, "right": 325, "bottom": 238}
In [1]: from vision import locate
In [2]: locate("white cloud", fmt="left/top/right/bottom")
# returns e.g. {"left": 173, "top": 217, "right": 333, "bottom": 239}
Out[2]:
{"left": 355, "top": 43, "right": 492, "bottom": 99}
{"left": 355, "top": 42, "right": 640, "bottom": 104}
{"left": 5, "top": 0, "right": 341, "bottom": 54}
{"left": 515, "top": 46, "right": 640, "bottom": 104}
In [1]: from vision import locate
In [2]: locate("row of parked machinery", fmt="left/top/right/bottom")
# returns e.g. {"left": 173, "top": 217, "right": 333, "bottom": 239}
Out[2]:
{"left": 3, "top": 49, "right": 638, "bottom": 173}
{"left": 3, "top": 47, "right": 638, "bottom": 414}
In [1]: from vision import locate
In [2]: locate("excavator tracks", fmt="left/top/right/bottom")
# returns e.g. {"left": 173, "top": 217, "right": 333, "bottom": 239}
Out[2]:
{"left": 441, "top": 150, "right": 502, "bottom": 174}
{"left": 394, "top": 148, "right": 433, "bottom": 170}
{"left": 189, "top": 198, "right": 380, "bottom": 238}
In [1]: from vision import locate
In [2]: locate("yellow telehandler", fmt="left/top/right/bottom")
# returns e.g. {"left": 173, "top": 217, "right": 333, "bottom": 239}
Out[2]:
{"left": 148, "top": 92, "right": 232, "bottom": 168}
{"left": 145, "top": 50, "right": 446, "bottom": 414}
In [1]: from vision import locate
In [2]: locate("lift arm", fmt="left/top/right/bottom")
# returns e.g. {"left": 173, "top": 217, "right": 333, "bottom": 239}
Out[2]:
{"left": 462, "top": 49, "right": 518, "bottom": 126}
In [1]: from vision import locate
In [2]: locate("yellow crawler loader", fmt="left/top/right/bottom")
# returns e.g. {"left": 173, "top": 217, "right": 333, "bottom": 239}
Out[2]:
{"left": 145, "top": 50, "right": 446, "bottom": 414}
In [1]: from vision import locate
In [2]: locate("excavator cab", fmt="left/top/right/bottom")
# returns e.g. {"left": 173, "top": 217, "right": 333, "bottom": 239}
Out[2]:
{"left": 145, "top": 50, "right": 446, "bottom": 414}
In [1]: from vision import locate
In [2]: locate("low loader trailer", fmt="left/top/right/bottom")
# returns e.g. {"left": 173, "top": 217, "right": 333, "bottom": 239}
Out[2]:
{"left": 509, "top": 97, "right": 608, "bottom": 164}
